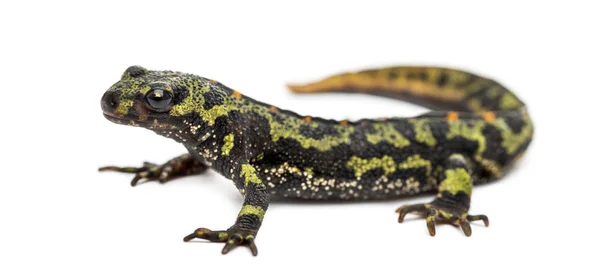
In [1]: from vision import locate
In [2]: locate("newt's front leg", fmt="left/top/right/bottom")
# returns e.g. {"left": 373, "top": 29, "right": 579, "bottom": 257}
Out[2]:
{"left": 99, "top": 154, "right": 207, "bottom": 186}
{"left": 183, "top": 164, "right": 269, "bottom": 256}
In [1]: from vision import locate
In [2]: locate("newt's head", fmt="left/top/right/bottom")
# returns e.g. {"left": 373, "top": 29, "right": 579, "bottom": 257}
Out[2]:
{"left": 101, "top": 66, "right": 224, "bottom": 139}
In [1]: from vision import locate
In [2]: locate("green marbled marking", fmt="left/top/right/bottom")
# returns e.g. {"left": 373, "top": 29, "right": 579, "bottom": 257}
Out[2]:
{"left": 499, "top": 93, "right": 522, "bottom": 110}
{"left": 447, "top": 119, "right": 487, "bottom": 157}
{"left": 439, "top": 168, "right": 472, "bottom": 196}
{"left": 491, "top": 115, "right": 534, "bottom": 155}
{"left": 346, "top": 155, "right": 396, "bottom": 178}
{"left": 399, "top": 154, "right": 432, "bottom": 176}
{"left": 366, "top": 123, "right": 410, "bottom": 148}
{"left": 218, "top": 232, "right": 229, "bottom": 241}
{"left": 139, "top": 85, "right": 151, "bottom": 95}
{"left": 222, "top": 134, "right": 235, "bottom": 156}
{"left": 347, "top": 155, "right": 435, "bottom": 179}
{"left": 238, "top": 205, "right": 265, "bottom": 221}
{"left": 115, "top": 99, "right": 133, "bottom": 116}
{"left": 169, "top": 84, "right": 212, "bottom": 118}
{"left": 241, "top": 164, "right": 263, "bottom": 188}
{"left": 111, "top": 80, "right": 145, "bottom": 97}
{"left": 410, "top": 119, "right": 437, "bottom": 147}
{"left": 267, "top": 117, "right": 354, "bottom": 152}
{"left": 444, "top": 69, "right": 471, "bottom": 87}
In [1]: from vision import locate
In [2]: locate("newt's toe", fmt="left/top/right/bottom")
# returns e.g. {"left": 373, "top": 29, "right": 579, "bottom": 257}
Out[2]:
{"left": 183, "top": 227, "right": 258, "bottom": 256}
{"left": 396, "top": 203, "right": 488, "bottom": 237}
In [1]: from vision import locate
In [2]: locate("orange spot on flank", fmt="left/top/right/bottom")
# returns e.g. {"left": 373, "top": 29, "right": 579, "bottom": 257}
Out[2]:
{"left": 303, "top": 116, "right": 312, "bottom": 122}
{"left": 269, "top": 106, "right": 278, "bottom": 112}
{"left": 446, "top": 112, "right": 459, "bottom": 121}
{"left": 232, "top": 90, "right": 242, "bottom": 99}
{"left": 339, "top": 120, "right": 349, "bottom": 126}
{"left": 482, "top": 112, "right": 496, "bottom": 122}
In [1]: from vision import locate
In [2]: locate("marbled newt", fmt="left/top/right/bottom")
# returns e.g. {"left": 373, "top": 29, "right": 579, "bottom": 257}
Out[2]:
{"left": 100, "top": 65, "right": 533, "bottom": 256}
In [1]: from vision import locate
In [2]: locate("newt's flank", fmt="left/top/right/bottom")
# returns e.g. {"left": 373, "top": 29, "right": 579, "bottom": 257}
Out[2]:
{"left": 100, "top": 65, "right": 533, "bottom": 256}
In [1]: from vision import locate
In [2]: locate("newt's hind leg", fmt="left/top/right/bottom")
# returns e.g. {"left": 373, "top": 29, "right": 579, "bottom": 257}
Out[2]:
{"left": 396, "top": 154, "right": 488, "bottom": 236}
{"left": 99, "top": 154, "right": 207, "bottom": 186}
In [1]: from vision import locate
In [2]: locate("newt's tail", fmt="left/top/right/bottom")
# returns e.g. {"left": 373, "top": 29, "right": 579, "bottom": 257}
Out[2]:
{"left": 287, "top": 66, "right": 524, "bottom": 113}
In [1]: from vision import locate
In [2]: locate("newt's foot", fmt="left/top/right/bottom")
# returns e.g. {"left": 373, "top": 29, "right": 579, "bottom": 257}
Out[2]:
{"left": 396, "top": 203, "right": 488, "bottom": 237}
{"left": 99, "top": 154, "right": 206, "bottom": 186}
{"left": 183, "top": 227, "right": 258, "bottom": 256}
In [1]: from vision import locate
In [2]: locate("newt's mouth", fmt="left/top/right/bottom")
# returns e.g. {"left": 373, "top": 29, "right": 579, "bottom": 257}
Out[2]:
{"left": 103, "top": 113, "right": 178, "bottom": 130}
{"left": 103, "top": 112, "right": 138, "bottom": 125}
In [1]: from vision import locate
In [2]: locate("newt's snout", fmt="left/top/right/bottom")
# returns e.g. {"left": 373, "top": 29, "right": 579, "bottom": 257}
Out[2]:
{"left": 101, "top": 91, "right": 121, "bottom": 116}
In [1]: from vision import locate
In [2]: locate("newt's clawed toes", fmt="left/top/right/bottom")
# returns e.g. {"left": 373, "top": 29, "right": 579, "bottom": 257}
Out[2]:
{"left": 396, "top": 204, "right": 426, "bottom": 223}
{"left": 396, "top": 203, "right": 489, "bottom": 237}
{"left": 467, "top": 214, "right": 489, "bottom": 227}
{"left": 98, "top": 163, "right": 164, "bottom": 186}
{"left": 183, "top": 227, "right": 259, "bottom": 256}
{"left": 183, "top": 228, "right": 213, "bottom": 242}
{"left": 99, "top": 154, "right": 208, "bottom": 186}
{"left": 222, "top": 235, "right": 258, "bottom": 256}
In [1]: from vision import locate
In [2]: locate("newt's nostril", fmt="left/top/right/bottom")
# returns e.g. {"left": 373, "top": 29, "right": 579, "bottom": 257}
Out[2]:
{"left": 101, "top": 92, "right": 121, "bottom": 112}
{"left": 109, "top": 94, "right": 119, "bottom": 108}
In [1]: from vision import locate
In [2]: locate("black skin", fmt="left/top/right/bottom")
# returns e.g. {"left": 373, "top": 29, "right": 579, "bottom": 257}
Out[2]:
{"left": 100, "top": 65, "right": 533, "bottom": 255}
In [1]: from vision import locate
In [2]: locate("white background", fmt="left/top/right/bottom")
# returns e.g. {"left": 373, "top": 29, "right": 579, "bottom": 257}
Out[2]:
{"left": 1, "top": 1, "right": 598, "bottom": 277}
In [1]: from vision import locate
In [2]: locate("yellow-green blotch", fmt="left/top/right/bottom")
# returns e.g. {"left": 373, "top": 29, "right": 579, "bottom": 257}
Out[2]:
{"left": 346, "top": 155, "right": 396, "bottom": 178}
{"left": 366, "top": 123, "right": 410, "bottom": 149}
{"left": 238, "top": 205, "right": 265, "bottom": 221}
{"left": 169, "top": 84, "right": 211, "bottom": 118}
{"left": 410, "top": 119, "right": 437, "bottom": 147}
{"left": 399, "top": 155, "right": 432, "bottom": 176}
{"left": 490, "top": 116, "right": 534, "bottom": 155}
{"left": 218, "top": 232, "right": 229, "bottom": 241}
{"left": 444, "top": 69, "right": 471, "bottom": 87}
{"left": 499, "top": 93, "right": 523, "bottom": 110}
{"left": 111, "top": 79, "right": 145, "bottom": 97}
{"left": 200, "top": 105, "right": 229, "bottom": 126}
{"left": 115, "top": 99, "right": 133, "bottom": 116}
{"left": 268, "top": 117, "right": 354, "bottom": 152}
{"left": 447, "top": 119, "right": 487, "bottom": 157}
{"left": 139, "top": 85, "right": 151, "bottom": 95}
{"left": 439, "top": 168, "right": 472, "bottom": 196}
{"left": 241, "top": 164, "right": 263, "bottom": 187}
{"left": 222, "top": 134, "right": 235, "bottom": 156}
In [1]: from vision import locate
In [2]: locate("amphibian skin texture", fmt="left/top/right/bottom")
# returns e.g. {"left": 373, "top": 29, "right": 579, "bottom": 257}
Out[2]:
{"left": 100, "top": 65, "right": 533, "bottom": 256}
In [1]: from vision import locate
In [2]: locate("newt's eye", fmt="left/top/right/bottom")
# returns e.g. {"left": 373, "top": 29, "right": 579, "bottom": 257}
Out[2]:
{"left": 145, "top": 89, "right": 173, "bottom": 112}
